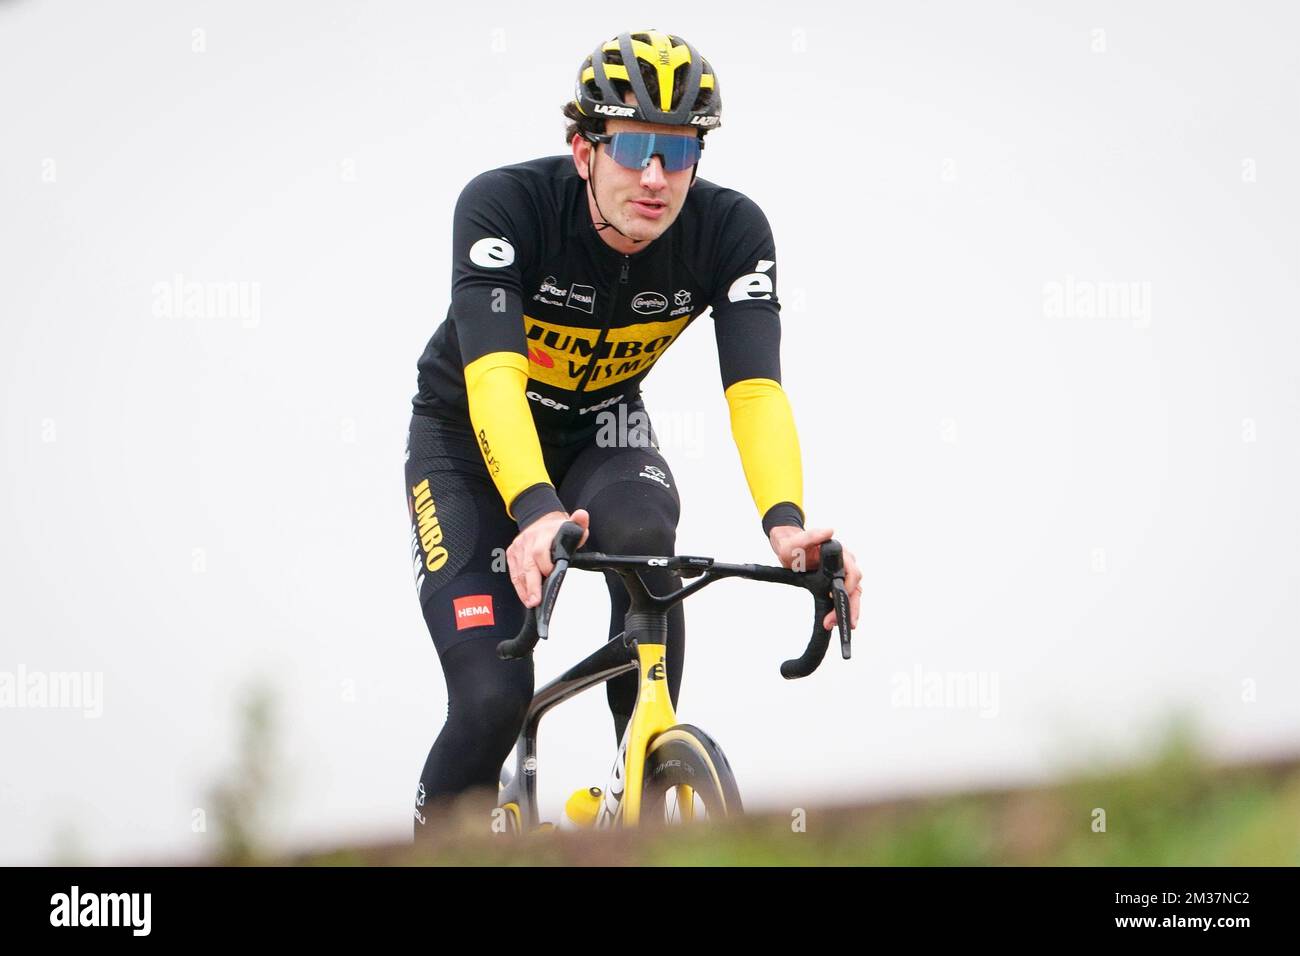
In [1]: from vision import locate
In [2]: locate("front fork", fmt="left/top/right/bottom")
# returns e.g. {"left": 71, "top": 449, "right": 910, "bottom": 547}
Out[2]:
{"left": 598, "top": 640, "right": 678, "bottom": 828}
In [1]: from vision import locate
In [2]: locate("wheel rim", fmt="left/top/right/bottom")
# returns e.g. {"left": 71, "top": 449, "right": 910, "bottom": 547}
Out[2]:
{"left": 641, "top": 725, "right": 742, "bottom": 826}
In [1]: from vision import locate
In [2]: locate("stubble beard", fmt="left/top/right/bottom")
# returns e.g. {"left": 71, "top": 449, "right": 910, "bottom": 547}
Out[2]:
{"left": 619, "top": 196, "right": 673, "bottom": 242}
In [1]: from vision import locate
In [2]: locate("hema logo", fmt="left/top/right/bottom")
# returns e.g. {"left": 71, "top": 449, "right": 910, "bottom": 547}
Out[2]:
{"left": 453, "top": 593, "right": 494, "bottom": 630}
{"left": 50, "top": 886, "right": 151, "bottom": 936}
{"left": 566, "top": 283, "right": 596, "bottom": 313}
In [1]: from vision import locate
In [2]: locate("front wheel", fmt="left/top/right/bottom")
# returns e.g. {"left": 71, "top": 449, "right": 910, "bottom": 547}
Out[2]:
{"left": 640, "top": 724, "right": 743, "bottom": 825}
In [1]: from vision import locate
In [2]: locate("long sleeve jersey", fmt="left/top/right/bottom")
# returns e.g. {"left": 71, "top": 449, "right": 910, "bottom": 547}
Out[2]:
{"left": 412, "top": 155, "right": 804, "bottom": 535}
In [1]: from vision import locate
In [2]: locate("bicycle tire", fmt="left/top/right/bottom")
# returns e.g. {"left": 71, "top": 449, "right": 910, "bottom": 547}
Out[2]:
{"left": 640, "top": 724, "right": 743, "bottom": 825}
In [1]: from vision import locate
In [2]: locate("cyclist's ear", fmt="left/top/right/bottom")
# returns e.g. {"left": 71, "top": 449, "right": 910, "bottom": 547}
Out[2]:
{"left": 572, "top": 135, "right": 592, "bottom": 181}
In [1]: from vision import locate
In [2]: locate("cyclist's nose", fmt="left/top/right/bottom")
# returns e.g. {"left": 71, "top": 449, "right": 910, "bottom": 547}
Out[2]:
{"left": 640, "top": 156, "right": 667, "bottom": 190}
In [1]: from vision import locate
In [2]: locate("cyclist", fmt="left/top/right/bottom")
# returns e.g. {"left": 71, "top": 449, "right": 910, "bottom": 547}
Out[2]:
{"left": 405, "top": 29, "right": 862, "bottom": 837}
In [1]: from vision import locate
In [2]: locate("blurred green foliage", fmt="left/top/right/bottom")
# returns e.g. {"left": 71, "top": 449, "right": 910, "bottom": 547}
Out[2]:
{"left": 205, "top": 682, "right": 278, "bottom": 865}
{"left": 301, "top": 716, "right": 1299, "bottom": 866}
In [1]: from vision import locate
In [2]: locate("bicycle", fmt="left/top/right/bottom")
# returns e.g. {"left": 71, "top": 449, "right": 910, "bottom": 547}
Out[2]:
{"left": 494, "top": 520, "right": 853, "bottom": 832}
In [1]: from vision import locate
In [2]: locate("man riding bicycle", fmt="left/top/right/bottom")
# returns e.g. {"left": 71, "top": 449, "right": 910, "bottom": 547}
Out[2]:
{"left": 405, "top": 29, "right": 862, "bottom": 837}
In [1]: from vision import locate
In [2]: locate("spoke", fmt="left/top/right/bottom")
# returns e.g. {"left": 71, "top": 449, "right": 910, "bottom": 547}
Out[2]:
{"left": 664, "top": 785, "right": 704, "bottom": 825}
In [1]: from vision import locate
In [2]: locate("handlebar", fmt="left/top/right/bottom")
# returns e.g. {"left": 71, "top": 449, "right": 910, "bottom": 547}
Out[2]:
{"left": 496, "top": 521, "right": 854, "bottom": 679}
{"left": 493, "top": 521, "right": 585, "bottom": 661}
{"left": 778, "top": 540, "right": 852, "bottom": 679}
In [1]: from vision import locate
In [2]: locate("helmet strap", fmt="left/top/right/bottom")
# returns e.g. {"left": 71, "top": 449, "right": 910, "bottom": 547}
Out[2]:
{"left": 586, "top": 145, "right": 646, "bottom": 244}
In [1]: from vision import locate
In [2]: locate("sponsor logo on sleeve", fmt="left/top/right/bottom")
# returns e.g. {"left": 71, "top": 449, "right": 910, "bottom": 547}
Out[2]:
{"left": 476, "top": 429, "right": 501, "bottom": 476}
{"left": 727, "top": 259, "right": 775, "bottom": 302}
{"left": 469, "top": 236, "right": 515, "bottom": 269}
{"left": 453, "top": 594, "right": 495, "bottom": 630}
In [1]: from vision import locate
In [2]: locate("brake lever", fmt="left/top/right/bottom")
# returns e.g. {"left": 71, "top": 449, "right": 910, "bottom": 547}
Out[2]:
{"left": 533, "top": 520, "right": 585, "bottom": 640}
{"left": 819, "top": 541, "right": 852, "bottom": 660}
{"left": 496, "top": 520, "right": 586, "bottom": 660}
{"left": 533, "top": 562, "right": 565, "bottom": 641}
{"left": 831, "top": 578, "right": 851, "bottom": 659}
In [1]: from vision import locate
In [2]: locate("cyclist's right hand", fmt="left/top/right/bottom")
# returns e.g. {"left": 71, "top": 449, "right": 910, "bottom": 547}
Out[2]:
{"left": 507, "top": 508, "right": 590, "bottom": 608}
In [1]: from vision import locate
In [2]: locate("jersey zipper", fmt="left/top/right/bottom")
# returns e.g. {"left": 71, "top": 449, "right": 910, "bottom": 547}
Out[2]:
{"left": 574, "top": 255, "right": 629, "bottom": 394}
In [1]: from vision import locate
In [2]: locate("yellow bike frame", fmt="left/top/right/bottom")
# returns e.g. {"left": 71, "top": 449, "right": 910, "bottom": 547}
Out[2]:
{"left": 615, "top": 642, "right": 689, "bottom": 826}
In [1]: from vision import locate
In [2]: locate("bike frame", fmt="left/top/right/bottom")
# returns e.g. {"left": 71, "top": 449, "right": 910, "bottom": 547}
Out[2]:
{"left": 497, "top": 625, "right": 684, "bottom": 830}
{"left": 496, "top": 543, "right": 850, "bottom": 832}
{"left": 499, "top": 556, "right": 710, "bottom": 830}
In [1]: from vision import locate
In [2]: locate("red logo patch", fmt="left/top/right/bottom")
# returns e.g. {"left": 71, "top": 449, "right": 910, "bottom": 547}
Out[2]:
{"left": 528, "top": 347, "right": 554, "bottom": 369}
{"left": 453, "top": 594, "right": 495, "bottom": 631}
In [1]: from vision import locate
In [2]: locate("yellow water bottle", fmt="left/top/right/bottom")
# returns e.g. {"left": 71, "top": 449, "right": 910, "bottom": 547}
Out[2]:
{"left": 564, "top": 786, "right": 603, "bottom": 827}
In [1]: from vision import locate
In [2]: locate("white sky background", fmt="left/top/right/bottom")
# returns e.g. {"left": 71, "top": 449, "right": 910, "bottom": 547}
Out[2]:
{"left": 1, "top": 0, "right": 1297, "bottom": 864}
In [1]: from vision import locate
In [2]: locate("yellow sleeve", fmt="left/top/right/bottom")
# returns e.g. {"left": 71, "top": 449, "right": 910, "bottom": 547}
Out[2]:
{"left": 463, "top": 351, "right": 559, "bottom": 522}
{"left": 723, "top": 377, "right": 805, "bottom": 528}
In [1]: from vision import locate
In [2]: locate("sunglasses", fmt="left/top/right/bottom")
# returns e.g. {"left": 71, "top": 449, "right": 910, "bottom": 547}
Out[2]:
{"left": 584, "top": 131, "right": 703, "bottom": 173}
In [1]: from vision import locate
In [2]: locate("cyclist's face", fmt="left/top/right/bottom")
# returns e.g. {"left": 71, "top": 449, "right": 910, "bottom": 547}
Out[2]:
{"left": 574, "top": 113, "right": 698, "bottom": 252}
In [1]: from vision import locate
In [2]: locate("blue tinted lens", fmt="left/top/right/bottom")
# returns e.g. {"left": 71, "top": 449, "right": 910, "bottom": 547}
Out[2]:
{"left": 606, "top": 132, "right": 700, "bottom": 173}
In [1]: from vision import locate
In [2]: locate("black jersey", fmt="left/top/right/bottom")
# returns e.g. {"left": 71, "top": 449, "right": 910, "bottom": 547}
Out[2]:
{"left": 411, "top": 155, "right": 804, "bottom": 534}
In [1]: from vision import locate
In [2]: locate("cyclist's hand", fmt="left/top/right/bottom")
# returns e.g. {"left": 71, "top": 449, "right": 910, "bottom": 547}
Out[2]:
{"left": 508, "top": 508, "right": 590, "bottom": 608}
{"left": 769, "top": 524, "right": 862, "bottom": 630}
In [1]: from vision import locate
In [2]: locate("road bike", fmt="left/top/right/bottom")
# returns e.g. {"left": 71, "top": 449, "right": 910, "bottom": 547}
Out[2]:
{"left": 495, "top": 521, "right": 853, "bottom": 831}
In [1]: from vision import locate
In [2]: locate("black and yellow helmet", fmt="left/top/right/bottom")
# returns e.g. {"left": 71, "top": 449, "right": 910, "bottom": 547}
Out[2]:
{"left": 573, "top": 30, "right": 721, "bottom": 130}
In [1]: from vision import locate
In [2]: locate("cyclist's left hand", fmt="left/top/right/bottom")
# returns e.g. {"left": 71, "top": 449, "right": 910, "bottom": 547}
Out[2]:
{"left": 769, "top": 525, "right": 862, "bottom": 630}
